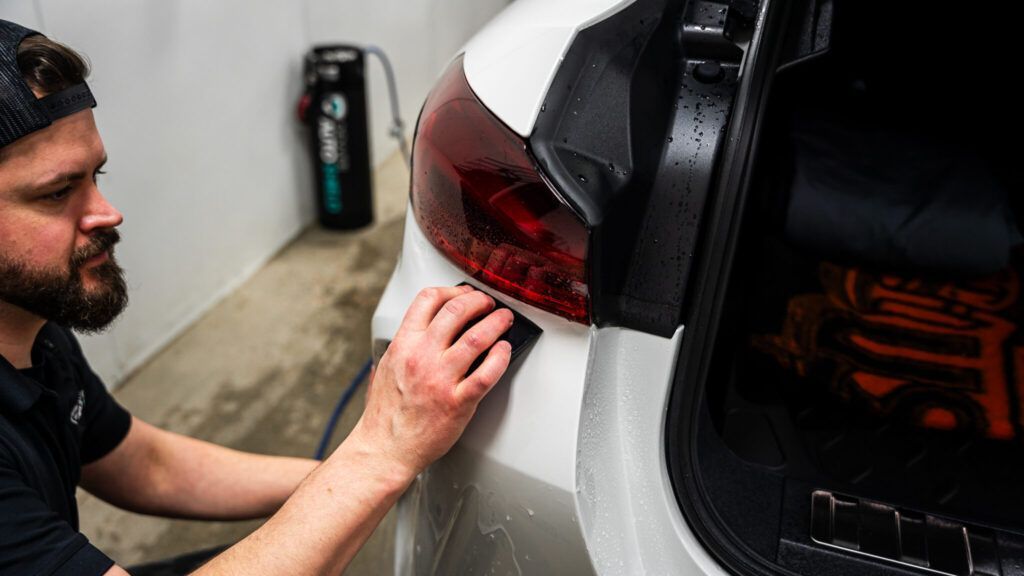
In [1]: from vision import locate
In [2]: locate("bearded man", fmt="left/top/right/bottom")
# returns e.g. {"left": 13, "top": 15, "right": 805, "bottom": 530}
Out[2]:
{"left": 0, "top": 20, "right": 513, "bottom": 576}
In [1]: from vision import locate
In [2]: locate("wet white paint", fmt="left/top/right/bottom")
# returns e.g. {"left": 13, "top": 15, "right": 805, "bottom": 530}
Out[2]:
{"left": 461, "top": 0, "right": 637, "bottom": 137}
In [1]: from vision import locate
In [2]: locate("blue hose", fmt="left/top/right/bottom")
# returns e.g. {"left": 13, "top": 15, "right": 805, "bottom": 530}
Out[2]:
{"left": 312, "top": 50, "right": 400, "bottom": 461}
{"left": 315, "top": 358, "right": 373, "bottom": 460}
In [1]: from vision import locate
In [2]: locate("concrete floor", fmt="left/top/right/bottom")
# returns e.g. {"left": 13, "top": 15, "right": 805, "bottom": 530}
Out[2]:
{"left": 77, "top": 151, "right": 411, "bottom": 573}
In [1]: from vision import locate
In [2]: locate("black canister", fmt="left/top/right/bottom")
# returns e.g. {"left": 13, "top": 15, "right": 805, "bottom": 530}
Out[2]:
{"left": 302, "top": 46, "right": 373, "bottom": 229}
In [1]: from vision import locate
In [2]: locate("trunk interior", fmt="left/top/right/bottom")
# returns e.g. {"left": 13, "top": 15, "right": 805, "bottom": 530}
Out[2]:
{"left": 674, "top": 1, "right": 1024, "bottom": 574}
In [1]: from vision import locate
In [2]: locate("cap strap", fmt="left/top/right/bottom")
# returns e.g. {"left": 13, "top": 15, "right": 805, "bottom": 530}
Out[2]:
{"left": 38, "top": 82, "right": 96, "bottom": 122}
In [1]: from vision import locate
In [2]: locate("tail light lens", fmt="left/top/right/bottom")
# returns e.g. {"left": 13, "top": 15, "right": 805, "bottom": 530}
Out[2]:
{"left": 411, "top": 57, "right": 590, "bottom": 323}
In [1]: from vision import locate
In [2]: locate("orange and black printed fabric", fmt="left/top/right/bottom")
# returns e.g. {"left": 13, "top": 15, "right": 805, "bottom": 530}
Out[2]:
{"left": 753, "top": 260, "right": 1024, "bottom": 441}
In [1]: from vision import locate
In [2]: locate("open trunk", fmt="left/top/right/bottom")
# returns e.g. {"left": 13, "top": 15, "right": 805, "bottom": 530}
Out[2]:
{"left": 669, "top": 0, "right": 1024, "bottom": 574}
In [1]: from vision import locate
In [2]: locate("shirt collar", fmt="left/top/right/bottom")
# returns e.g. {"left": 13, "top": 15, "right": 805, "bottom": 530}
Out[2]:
{"left": 0, "top": 324, "right": 57, "bottom": 414}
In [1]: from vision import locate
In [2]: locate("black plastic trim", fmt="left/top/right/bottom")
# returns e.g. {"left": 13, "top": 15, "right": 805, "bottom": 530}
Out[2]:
{"left": 663, "top": 0, "right": 797, "bottom": 575}
{"left": 530, "top": 0, "right": 748, "bottom": 336}
{"left": 530, "top": 0, "right": 674, "bottom": 335}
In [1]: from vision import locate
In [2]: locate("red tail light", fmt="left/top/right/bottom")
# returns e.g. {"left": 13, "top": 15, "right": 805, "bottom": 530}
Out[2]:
{"left": 411, "top": 57, "right": 590, "bottom": 323}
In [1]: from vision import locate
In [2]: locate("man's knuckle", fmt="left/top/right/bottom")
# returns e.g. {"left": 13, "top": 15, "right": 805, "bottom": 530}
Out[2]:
{"left": 403, "top": 354, "right": 419, "bottom": 374}
{"left": 428, "top": 287, "right": 448, "bottom": 301}
{"left": 464, "top": 291, "right": 484, "bottom": 308}
{"left": 446, "top": 391, "right": 468, "bottom": 410}
{"left": 464, "top": 330, "right": 482, "bottom": 350}
{"left": 463, "top": 374, "right": 483, "bottom": 391}
{"left": 443, "top": 299, "right": 464, "bottom": 316}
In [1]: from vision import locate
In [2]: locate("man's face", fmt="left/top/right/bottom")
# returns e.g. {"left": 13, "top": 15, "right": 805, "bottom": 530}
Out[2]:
{"left": 0, "top": 109, "right": 128, "bottom": 333}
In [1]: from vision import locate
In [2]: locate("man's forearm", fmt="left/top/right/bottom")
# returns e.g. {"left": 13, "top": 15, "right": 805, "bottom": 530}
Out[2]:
{"left": 149, "top": 432, "right": 320, "bottom": 520}
{"left": 192, "top": 425, "right": 415, "bottom": 576}
{"left": 82, "top": 418, "right": 318, "bottom": 520}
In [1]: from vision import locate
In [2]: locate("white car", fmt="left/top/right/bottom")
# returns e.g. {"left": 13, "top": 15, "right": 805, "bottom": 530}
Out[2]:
{"left": 372, "top": 0, "right": 1021, "bottom": 574}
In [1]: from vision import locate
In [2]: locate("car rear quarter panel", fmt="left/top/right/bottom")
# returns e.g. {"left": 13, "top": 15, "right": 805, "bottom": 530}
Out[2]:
{"left": 373, "top": 211, "right": 595, "bottom": 574}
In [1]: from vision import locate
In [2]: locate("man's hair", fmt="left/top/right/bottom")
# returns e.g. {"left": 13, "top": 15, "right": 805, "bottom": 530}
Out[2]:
{"left": 17, "top": 34, "right": 89, "bottom": 96}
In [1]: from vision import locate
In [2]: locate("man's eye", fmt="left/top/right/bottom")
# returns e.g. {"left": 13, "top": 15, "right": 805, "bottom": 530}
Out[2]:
{"left": 92, "top": 168, "right": 107, "bottom": 183}
{"left": 44, "top": 187, "right": 73, "bottom": 202}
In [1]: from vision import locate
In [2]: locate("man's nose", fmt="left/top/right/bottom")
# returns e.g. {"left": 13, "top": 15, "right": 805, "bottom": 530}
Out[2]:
{"left": 79, "top": 183, "right": 123, "bottom": 232}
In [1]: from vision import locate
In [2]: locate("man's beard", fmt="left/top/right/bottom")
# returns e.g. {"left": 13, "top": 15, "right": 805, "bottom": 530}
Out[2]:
{"left": 0, "top": 229, "right": 128, "bottom": 334}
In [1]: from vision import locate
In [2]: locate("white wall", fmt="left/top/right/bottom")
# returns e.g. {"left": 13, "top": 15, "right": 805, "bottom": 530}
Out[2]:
{"left": 1, "top": 0, "right": 507, "bottom": 386}
{"left": 305, "top": 0, "right": 515, "bottom": 164}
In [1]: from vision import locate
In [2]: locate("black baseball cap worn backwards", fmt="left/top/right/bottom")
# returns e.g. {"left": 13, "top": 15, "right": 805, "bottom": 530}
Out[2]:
{"left": 0, "top": 19, "right": 97, "bottom": 149}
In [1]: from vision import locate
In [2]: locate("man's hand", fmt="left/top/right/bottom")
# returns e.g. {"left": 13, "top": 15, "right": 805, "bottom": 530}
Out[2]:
{"left": 185, "top": 285, "right": 515, "bottom": 576}
{"left": 350, "top": 285, "right": 513, "bottom": 475}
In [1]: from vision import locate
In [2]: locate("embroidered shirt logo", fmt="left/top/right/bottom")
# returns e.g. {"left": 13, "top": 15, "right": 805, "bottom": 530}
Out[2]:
{"left": 70, "top": 390, "right": 85, "bottom": 425}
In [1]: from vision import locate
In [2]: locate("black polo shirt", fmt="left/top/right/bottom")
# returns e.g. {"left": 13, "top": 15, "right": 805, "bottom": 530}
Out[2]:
{"left": 0, "top": 323, "right": 132, "bottom": 575}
